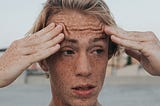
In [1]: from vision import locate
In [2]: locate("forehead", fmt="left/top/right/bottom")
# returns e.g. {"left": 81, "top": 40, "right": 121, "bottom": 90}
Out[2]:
{"left": 48, "top": 9, "right": 104, "bottom": 37}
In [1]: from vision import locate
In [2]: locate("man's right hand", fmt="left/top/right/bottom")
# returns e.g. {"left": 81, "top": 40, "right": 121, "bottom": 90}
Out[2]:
{"left": 0, "top": 23, "right": 64, "bottom": 88}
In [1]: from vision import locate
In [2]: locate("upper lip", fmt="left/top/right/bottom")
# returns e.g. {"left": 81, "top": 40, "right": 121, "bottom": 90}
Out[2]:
{"left": 71, "top": 84, "right": 96, "bottom": 90}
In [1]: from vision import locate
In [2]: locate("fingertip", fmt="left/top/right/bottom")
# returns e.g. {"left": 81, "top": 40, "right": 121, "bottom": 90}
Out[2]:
{"left": 51, "top": 44, "right": 61, "bottom": 53}
{"left": 55, "top": 44, "right": 61, "bottom": 48}
{"left": 58, "top": 33, "right": 65, "bottom": 41}
{"left": 103, "top": 25, "right": 109, "bottom": 32}
{"left": 110, "top": 35, "right": 117, "bottom": 39}
{"left": 49, "top": 23, "right": 56, "bottom": 27}
{"left": 57, "top": 24, "right": 63, "bottom": 30}
{"left": 59, "top": 33, "right": 64, "bottom": 37}
{"left": 58, "top": 23, "right": 66, "bottom": 32}
{"left": 104, "top": 25, "right": 114, "bottom": 35}
{"left": 110, "top": 35, "right": 122, "bottom": 44}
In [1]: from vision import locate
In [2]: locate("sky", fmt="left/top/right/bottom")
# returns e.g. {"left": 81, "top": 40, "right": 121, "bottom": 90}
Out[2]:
{"left": 0, "top": 0, "right": 160, "bottom": 48}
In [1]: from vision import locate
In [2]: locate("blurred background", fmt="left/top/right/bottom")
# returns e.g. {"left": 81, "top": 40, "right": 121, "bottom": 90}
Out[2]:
{"left": 0, "top": 0, "right": 160, "bottom": 106}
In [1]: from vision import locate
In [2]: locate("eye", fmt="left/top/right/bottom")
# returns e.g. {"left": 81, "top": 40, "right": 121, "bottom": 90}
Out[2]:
{"left": 92, "top": 49, "right": 104, "bottom": 54}
{"left": 61, "top": 50, "right": 75, "bottom": 55}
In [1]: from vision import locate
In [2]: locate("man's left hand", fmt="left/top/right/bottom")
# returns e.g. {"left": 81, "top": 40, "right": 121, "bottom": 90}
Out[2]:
{"left": 104, "top": 26, "right": 160, "bottom": 76}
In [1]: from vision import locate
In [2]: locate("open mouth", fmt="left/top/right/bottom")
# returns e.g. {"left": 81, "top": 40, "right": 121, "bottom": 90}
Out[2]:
{"left": 71, "top": 84, "right": 96, "bottom": 97}
{"left": 72, "top": 85, "right": 95, "bottom": 90}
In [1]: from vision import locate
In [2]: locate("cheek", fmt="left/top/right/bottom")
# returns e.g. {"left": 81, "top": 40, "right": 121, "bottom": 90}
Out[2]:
{"left": 47, "top": 55, "right": 76, "bottom": 85}
{"left": 89, "top": 55, "right": 108, "bottom": 80}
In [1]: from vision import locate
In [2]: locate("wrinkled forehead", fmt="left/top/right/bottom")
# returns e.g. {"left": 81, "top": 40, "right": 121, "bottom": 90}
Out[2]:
{"left": 47, "top": 9, "right": 104, "bottom": 36}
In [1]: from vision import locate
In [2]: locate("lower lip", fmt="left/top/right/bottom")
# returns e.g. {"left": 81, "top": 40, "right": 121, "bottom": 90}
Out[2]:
{"left": 72, "top": 88, "right": 95, "bottom": 97}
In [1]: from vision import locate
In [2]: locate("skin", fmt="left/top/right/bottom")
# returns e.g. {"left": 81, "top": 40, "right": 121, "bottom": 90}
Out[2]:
{"left": 0, "top": 7, "right": 159, "bottom": 106}
{"left": 0, "top": 23, "right": 64, "bottom": 87}
{"left": 39, "top": 10, "right": 108, "bottom": 106}
{"left": 104, "top": 26, "right": 160, "bottom": 76}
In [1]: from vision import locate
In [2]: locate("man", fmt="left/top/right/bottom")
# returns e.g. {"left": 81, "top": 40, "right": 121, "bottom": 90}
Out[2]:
{"left": 0, "top": 0, "right": 160, "bottom": 106}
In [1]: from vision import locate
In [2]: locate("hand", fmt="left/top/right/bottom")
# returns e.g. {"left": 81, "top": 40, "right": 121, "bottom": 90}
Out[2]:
{"left": 0, "top": 23, "right": 64, "bottom": 87}
{"left": 104, "top": 26, "right": 160, "bottom": 76}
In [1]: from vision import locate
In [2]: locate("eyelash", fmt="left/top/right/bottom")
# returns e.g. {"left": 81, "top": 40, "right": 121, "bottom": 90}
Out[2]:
{"left": 60, "top": 47, "right": 105, "bottom": 56}
{"left": 92, "top": 49, "right": 104, "bottom": 55}
{"left": 61, "top": 49, "right": 75, "bottom": 56}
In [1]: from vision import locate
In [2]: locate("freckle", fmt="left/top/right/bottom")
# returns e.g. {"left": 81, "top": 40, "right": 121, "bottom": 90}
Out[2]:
{"left": 0, "top": 60, "right": 7, "bottom": 72}
{"left": 50, "top": 9, "right": 103, "bottom": 35}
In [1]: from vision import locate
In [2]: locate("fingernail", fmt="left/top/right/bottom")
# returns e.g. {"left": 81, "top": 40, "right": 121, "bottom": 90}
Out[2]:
{"left": 59, "top": 33, "right": 64, "bottom": 38}
{"left": 57, "top": 25, "right": 62, "bottom": 29}
{"left": 55, "top": 44, "right": 61, "bottom": 48}
{"left": 49, "top": 23, "right": 55, "bottom": 27}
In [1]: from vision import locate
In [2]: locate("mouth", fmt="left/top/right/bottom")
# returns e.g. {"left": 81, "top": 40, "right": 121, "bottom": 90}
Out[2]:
{"left": 71, "top": 84, "right": 96, "bottom": 97}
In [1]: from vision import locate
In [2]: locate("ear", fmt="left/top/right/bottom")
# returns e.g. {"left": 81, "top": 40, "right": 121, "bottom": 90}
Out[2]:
{"left": 38, "top": 60, "right": 49, "bottom": 72}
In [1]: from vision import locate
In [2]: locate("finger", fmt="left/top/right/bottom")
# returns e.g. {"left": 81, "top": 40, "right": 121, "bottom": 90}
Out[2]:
{"left": 104, "top": 26, "right": 128, "bottom": 38}
{"left": 41, "top": 24, "right": 63, "bottom": 42}
{"left": 31, "top": 23, "right": 56, "bottom": 37}
{"left": 111, "top": 35, "right": 143, "bottom": 50}
{"left": 24, "top": 24, "right": 63, "bottom": 47}
{"left": 104, "top": 25, "right": 153, "bottom": 42}
{"left": 36, "top": 33, "right": 64, "bottom": 51}
{"left": 21, "top": 33, "right": 64, "bottom": 55}
{"left": 24, "top": 23, "right": 55, "bottom": 41}
{"left": 29, "top": 44, "right": 61, "bottom": 62}
{"left": 125, "top": 49, "right": 141, "bottom": 62}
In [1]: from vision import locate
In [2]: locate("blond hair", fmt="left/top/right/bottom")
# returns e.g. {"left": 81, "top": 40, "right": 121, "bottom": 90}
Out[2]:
{"left": 29, "top": 0, "right": 118, "bottom": 57}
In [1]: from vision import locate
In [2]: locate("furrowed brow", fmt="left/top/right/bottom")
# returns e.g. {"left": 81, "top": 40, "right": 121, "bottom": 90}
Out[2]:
{"left": 92, "top": 34, "right": 109, "bottom": 42}
{"left": 63, "top": 37, "right": 78, "bottom": 44}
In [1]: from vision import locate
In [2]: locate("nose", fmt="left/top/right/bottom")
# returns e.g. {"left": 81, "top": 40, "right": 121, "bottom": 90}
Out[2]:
{"left": 75, "top": 53, "right": 92, "bottom": 77}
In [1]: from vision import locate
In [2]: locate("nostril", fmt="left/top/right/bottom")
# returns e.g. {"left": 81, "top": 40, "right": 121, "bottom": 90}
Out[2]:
{"left": 75, "top": 64, "right": 92, "bottom": 77}
{"left": 75, "top": 54, "right": 92, "bottom": 77}
{"left": 76, "top": 71, "right": 92, "bottom": 77}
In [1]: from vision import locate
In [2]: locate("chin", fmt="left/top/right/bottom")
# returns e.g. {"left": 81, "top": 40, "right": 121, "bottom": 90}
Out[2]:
{"left": 65, "top": 96, "right": 98, "bottom": 106}
{"left": 69, "top": 101, "right": 97, "bottom": 106}
{"left": 64, "top": 85, "right": 101, "bottom": 106}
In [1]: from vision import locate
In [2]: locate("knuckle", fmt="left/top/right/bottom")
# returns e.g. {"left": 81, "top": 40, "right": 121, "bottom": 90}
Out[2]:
{"left": 137, "top": 41, "right": 142, "bottom": 45}
{"left": 47, "top": 40, "right": 53, "bottom": 46}
{"left": 34, "top": 52, "right": 43, "bottom": 61}
{"left": 145, "top": 31, "right": 156, "bottom": 40}
{"left": 12, "top": 40, "right": 18, "bottom": 44}
{"left": 132, "top": 32, "right": 138, "bottom": 38}
{"left": 24, "top": 35, "right": 32, "bottom": 41}
{"left": 29, "top": 53, "right": 38, "bottom": 63}
{"left": 146, "top": 31, "right": 154, "bottom": 35}
{"left": 29, "top": 46, "right": 37, "bottom": 53}
{"left": 32, "top": 34, "right": 39, "bottom": 39}
{"left": 12, "top": 40, "right": 19, "bottom": 47}
{"left": 27, "top": 55, "right": 35, "bottom": 64}
{"left": 30, "top": 33, "right": 40, "bottom": 41}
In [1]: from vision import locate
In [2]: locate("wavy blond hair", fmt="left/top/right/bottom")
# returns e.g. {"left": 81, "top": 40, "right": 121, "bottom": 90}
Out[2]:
{"left": 29, "top": 0, "right": 118, "bottom": 57}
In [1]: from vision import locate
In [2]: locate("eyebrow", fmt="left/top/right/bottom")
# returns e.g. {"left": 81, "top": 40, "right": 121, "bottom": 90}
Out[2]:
{"left": 91, "top": 34, "right": 109, "bottom": 42}
{"left": 63, "top": 37, "right": 78, "bottom": 44}
{"left": 62, "top": 34, "right": 109, "bottom": 44}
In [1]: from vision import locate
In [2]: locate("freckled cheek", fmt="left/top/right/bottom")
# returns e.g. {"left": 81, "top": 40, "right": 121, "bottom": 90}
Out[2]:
{"left": 90, "top": 55, "right": 108, "bottom": 69}
{"left": 49, "top": 57, "right": 77, "bottom": 86}
{"left": 89, "top": 56, "right": 108, "bottom": 81}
